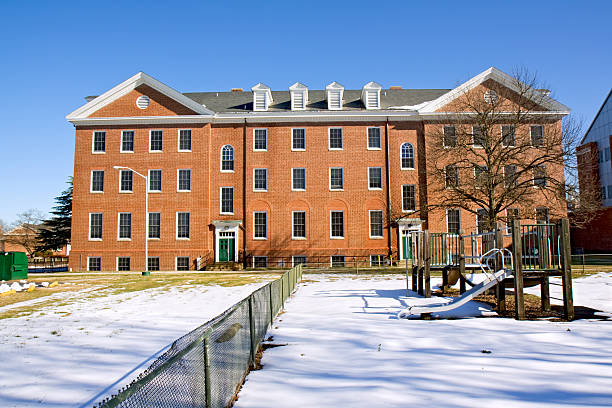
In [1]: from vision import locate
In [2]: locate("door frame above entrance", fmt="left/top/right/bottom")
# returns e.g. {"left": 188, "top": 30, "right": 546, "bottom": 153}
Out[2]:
{"left": 212, "top": 220, "right": 242, "bottom": 263}
{"left": 398, "top": 218, "right": 423, "bottom": 260}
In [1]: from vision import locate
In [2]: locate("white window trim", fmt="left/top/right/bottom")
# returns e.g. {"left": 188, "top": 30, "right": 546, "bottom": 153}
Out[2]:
{"left": 330, "top": 210, "right": 345, "bottom": 239}
{"left": 291, "top": 168, "right": 306, "bottom": 191}
{"left": 366, "top": 127, "right": 382, "bottom": 151}
{"left": 443, "top": 126, "right": 456, "bottom": 149}
{"left": 175, "top": 256, "right": 190, "bottom": 271}
{"left": 446, "top": 208, "right": 461, "bottom": 235}
{"left": 177, "top": 169, "right": 191, "bottom": 192}
{"left": 147, "top": 212, "right": 161, "bottom": 240}
{"left": 116, "top": 256, "right": 131, "bottom": 272}
{"left": 292, "top": 255, "right": 307, "bottom": 267}
{"left": 92, "top": 131, "right": 106, "bottom": 154}
{"left": 292, "top": 211, "right": 307, "bottom": 240}
{"left": 368, "top": 167, "right": 383, "bottom": 191}
{"left": 530, "top": 125, "right": 544, "bottom": 146}
{"left": 291, "top": 128, "right": 306, "bottom": 151}
{"left": 535, "top": 207, "right": 550, "bottom": 224}
{"left": 401, "top": 185, "right": 416, "bottom": 213}
{"left": 330, "top": 255, "right": 345, "bottom": 267}
{"left": 328, "top": 127, "right": 343, "bottom": 150}
{"left": 120, "top": 130, "right": 135, "bottom": 153}
{"left": 501, "top": 125, "right": 515, "bottom": 148}
{"left": 329, "top": 167, "right": 344, "bottom": 191}
{"left": 87, "top": 256, "right": 101, "bottom": 271}
{"left": 253, "top": 128, "right": 267, "bottom": 152}
{"left": 149, "top": 130, "right": 163, "bottom": 153}
{"left": 253, "top": 211, "right": 268, "bottom": 240}
{"left": 532, "top": 165, "right": 547, "bottom": 188}
{"left": 370, "top": 255, "right": 386, "bottom": 267}
{"left": 176, "top": 211, "right": 190, "bottom": 240}
{"left": 368, "top": 210, "right": 384, "bottom": 239}
{"left": 253, "top": 256, "right": 268, "bottom": 268}
{"left": 253, "top": 168, "right": 267, "bottom": 192}
{"left": 220, "top": 144, "right": 235, "bottom": 173}
{"left": 177, "top": 129, "right": 192, "bottom": 152}
{"left": 220, "top": 187, "right": 234, "bottom": 215}
{"left": 147, "top": 169, "right": 162, "bottom": 193}
{"left": 119, "top": 170, "right": 133, "bottom": 193}
{"left": 90, "top": 170, "right": 104, "bottom": 193}
{"left": 117, "top": 212, "right": 132, "bottom": 241}
{"left": 88, "top": 213, "right": 103, "bottom": 241}
{"left": 472, "top": 126, "right": 484, "bottom": 148}
{"left": 400, "top": 143, "right": 415, "bottom": 170}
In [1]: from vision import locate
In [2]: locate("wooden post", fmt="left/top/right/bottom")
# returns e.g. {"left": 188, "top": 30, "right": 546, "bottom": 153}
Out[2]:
{"left": 560, "top": 218, "right": 575, "bottom": 321}
{"left": 441, "top": 266, "right": 448, "bottom": 294}
{"left": 495, "top": 223, "right": 506, "bottom": 314}
{"left": 459, "top": 231, "right": 466, "bottom": 294}
{"left": 511, "top": 219, "right": 525, "bottom": 320}
{"left": 540, "top": 277, "right": 551, "bottom": 312}
{"left": 424, "top": 230, "right": 431, "bottom": 298}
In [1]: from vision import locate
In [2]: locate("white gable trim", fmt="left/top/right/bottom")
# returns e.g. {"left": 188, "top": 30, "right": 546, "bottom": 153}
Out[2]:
{"left": 418, "top": 67, "right": 570, "bottom": 114}
{"left": 66, "top": 72, "right": 214, "bottom": 120}
{"left": 580, "top": 88, "right": 612, "bottom": 145}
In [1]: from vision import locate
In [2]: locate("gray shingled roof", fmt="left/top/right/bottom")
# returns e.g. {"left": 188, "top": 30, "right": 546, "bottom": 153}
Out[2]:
{"left": 182, "top": 89, "right": 450, "bottom": 112}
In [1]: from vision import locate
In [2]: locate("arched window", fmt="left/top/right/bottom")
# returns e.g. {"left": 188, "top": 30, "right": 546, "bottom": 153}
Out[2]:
{"left": 221, "top": 145, "right": 234, "bottom": 171}
{"left": 401, "top": 143, "right": 414, "bottom": 169}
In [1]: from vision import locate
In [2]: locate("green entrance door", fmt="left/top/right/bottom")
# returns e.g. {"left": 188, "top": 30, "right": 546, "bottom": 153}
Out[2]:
{"left": 219, "top": 238, "right": 235, "bottom": 262}
{"left": 402, "top": 234, "right": 413, "bottom": 260}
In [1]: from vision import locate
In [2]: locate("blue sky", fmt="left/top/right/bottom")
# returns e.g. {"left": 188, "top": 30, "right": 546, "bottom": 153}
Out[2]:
{"left": 0, "top": 0, "right": 610, "bottom": 224}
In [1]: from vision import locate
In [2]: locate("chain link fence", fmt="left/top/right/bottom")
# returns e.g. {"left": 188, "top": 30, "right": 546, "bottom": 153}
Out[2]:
{"left": 94, "top": 265, "right": 303, "bottom": 408}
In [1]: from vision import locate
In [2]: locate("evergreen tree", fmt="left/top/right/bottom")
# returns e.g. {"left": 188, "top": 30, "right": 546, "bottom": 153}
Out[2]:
{"left": 37, "top": 178, "right": 72, "bottom": 252}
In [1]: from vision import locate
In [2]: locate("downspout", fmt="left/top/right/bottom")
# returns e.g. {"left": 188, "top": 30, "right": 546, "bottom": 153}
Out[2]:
{"left": 242, "top": 119, "right": 248, "bottom": 267}
{"left": 385, "top": 118, "right": 393, "bottom": 258}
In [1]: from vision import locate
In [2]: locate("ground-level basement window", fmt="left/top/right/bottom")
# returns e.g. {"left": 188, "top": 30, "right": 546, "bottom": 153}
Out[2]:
{"left": 117, "top": 257, "right": 130, "bottom": 271}
{"left": 331, "top": 255, "right": 345, "bottom": 267}
{"left": 148, "top": 257, "right": 160, "bottom": 271}
{"left": 253, "top": 256, "right": 267, "bottom": 268}
{"left": 88, "top": 257, "right": 101, "bottom": 271}
{"left": 293, "top": 256, "right": 307, "bottom": 266}
{"left": 176, "top": 256, "right": 189, "bottom": 271}
{"left": 370, "top": 255, "right": 386, "bottom": 266}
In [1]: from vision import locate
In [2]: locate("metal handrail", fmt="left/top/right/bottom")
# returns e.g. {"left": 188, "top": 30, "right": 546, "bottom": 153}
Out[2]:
{"left": 479, "top": 247, "right": 513, "bottom": 282}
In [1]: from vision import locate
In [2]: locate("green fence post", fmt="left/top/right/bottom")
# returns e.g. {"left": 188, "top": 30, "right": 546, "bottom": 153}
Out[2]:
{"left": 204, "top": 335, "right": 212, "bottom": 408}
{"left": 248, "top": 295, "right": 256, "bottom": 366}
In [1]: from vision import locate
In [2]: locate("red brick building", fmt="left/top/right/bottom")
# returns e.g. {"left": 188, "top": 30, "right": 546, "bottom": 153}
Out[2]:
{"left": 66, "top": 68, "right": 569, "bottom": 271}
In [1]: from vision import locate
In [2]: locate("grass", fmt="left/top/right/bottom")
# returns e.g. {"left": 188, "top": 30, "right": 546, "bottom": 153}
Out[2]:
{"left": 0, "top": 272, "right": 282, "bottom": 320}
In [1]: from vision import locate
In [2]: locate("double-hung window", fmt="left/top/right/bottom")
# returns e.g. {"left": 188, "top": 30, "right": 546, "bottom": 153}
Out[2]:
{"left": 221, "top": 187, "right": 234, "bottom": 214}
{"left": 89, "top": 213, "right": 103, "bottom": 240}
{"left": 149, "top": 170, "right": 161, "bottom": 192}
{"left": 502, "top": 125, "right": 515, "bottom": 147}
{"left": 447, "top": 209, "right": 460, "bottom": 234}
{"left": 536, "top": 207, "right": 549, "bottom": 224}
{"left": 148, "top": 257, "right": 160, "bottom": 271}
{"left": 367, "top": 127, "right": 381, "bottom": 149}
{"left": 253, "top": 212, "right": 267, "bottom": 239}
{"left": 177, "top": 212, "right": 190, "bottom": 239}
{"left": 329, "top": 128, "right": 343, "bottom": 150}
{"left": 121, "top": 131, "right": 134, "bottom": 152}
{"left": 178, "top": 169, "right": 191, "bottom": 192}
{"left": 369, "top": 210, "right": 384, "bottom": 238}
{"left": 477, "top": 209, "right": 489, "bottom": 233}
{"left": 402, "top": 185, "right": 416, "bottom": 212}
{"left": 120, "top": 170, "right": 133, "bottom": 192}
{"left": 150, "top": 130, "right": 163, "bottom": 152}
{"left": 368, "top": 167, "right": 382, "bottom": 189}
{"left": 330, "top": 211, "right": 344, "bottom": 238}
{"left": 221, "top": 145, "right": 234, "bottom": 171}
{"left": 472, "top": 126, "right": 485, "bottom": 147}
{"left": 148, "top": 212, "right": 161, "bottom": 239}
{"left": 176, "top": 257, "right": 190, "bottom": 271}
{"left": 401, "top": 143, "right": 414, "bottom": 169}
{"left": 474, "top": 165, "right": 488, "bottom": 188}
{"left": 117, "top": 257, "right": 130, "bottom": 271}
{"left": 445, "top": 165, "right": 458, "bottom": 188}
{"left": 254, "top": 129, "right": 267, "bottom": 151}
{"left": 506, "top": 208, "right": 520, "bottom": 228}
{"left": 118, "top": 213, "right": 132, "bottom": 240}
{"left": 254, "top": 168, "right": 267, "bottom": 191}
{"left": 292, "top": 211, "right": 306, "bottom": 239}
{"left": 292, "top": 128, "right": 305, "bottom": 151}
{"left": 443, "top": 126, "right": 456, "bottom": 147}
{"left": 179, "top": 129, "right": 192, "bottom": 151}
{"left": 330, "top": 167, "right": 344, "bottom": 190}
{"left": 93, "top": 131, "right": 106, "bottom": 153}
{"left": 91, "top": 170, "right": 104, "bottom": 192}
{"left": 533, "top": 165, "right": 547, "bottom": 187}
{"left": 531, "top": 125, "right": 544, "bottom": 146}
{"left": 504, "top": 165, "right": 517, "bottom": 188}
{"left": 292, "top": 168, "right": 306, "bottom": 190}
{"left": 88, "top": 257, "right": 101, "bottom": 271}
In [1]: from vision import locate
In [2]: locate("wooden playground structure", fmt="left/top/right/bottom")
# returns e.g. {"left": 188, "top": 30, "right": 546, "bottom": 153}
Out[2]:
{"left": 407, "top": 218, "right": 574, "bottom": 320}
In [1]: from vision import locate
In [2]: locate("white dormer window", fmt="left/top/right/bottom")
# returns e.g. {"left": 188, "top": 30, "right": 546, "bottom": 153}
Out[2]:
{"left": 290, "top": 82, "right": 308, "bottom": 110}
{"left": 326, "top": 81, "right": 344, "bottom": 110}
{"left": 362, "top": 81, "right": 382, "bottom": 110}
{"left": 251, "top": 83, "right": 273, "bottom": 111}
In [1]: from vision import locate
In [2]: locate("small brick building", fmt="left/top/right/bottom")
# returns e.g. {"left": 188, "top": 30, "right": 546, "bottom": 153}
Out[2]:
{"left": 66, "top": 67, "right": 569, "bottom": 271}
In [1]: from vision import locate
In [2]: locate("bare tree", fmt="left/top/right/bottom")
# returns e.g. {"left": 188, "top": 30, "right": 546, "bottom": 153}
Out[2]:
{"left": 6, "top": 209, "right": 45, "bottom": 257}
{"left": 425, "top": 68, "right": 594, "bottom": 230}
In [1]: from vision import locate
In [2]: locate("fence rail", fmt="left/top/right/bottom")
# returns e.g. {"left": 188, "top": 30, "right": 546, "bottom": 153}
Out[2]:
{"left": 94, "top": 265, "right": 303, "bottom": 408}
{"left": 28, "top": 258, "right": 69, "bottom": 272}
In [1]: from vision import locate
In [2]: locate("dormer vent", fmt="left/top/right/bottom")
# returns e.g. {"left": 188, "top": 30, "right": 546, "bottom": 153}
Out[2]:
{"left": 251, "top": 83, "right": 273, "bottom": 111}
{"left": 289, "top": 82, "right": 308, "bottom": 110}
{"left": 326, "top": 81, "right": 344, "bottom": 110}
{"left": 361, "top": 81, "right": 382, "bottom": 110}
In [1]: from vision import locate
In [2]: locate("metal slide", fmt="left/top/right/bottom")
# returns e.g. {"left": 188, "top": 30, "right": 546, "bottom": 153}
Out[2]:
{"left": 398, "top": 248, "right": 513, "bottom": 318}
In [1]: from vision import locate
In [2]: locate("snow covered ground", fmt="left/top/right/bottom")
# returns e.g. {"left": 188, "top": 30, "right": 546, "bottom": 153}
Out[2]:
{"left": 0, "top": 278, "right": 272, "bottom": 408}
{"left": 236, "top": 273, "right": 612, "bottom": 408}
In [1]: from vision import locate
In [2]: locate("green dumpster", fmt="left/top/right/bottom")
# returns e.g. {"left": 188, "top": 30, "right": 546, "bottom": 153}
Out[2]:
{"left": 0, "top": 252, "right": 28, "bottom": 281}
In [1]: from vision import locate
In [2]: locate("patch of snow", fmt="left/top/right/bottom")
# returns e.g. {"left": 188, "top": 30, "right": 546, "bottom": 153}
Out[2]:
{"left": 0, "top": 283, "right": 10, "bottom": 293}
{"left": 387, "top": 101, "right": 430, "bottom": 110}
{"left": 235, "top": 273, "right": 612, "bottom": 408}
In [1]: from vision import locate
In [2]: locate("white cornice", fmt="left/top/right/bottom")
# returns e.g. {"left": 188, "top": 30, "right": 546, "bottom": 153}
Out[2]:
{"left": 65, "top": 72, "right": 214, "bottom": 120}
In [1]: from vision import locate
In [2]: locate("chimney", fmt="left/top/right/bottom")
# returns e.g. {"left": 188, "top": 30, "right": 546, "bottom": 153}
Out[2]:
{"left": 389, "top": 86, "right": 402, "bottom": 90}
{"left": 231, "top": 88, "right": 243, "bottom": 92}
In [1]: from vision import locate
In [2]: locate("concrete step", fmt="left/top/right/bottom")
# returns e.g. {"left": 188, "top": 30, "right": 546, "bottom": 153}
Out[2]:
{"left": 207, "top": 262, "right": 243, "bottom": 271}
